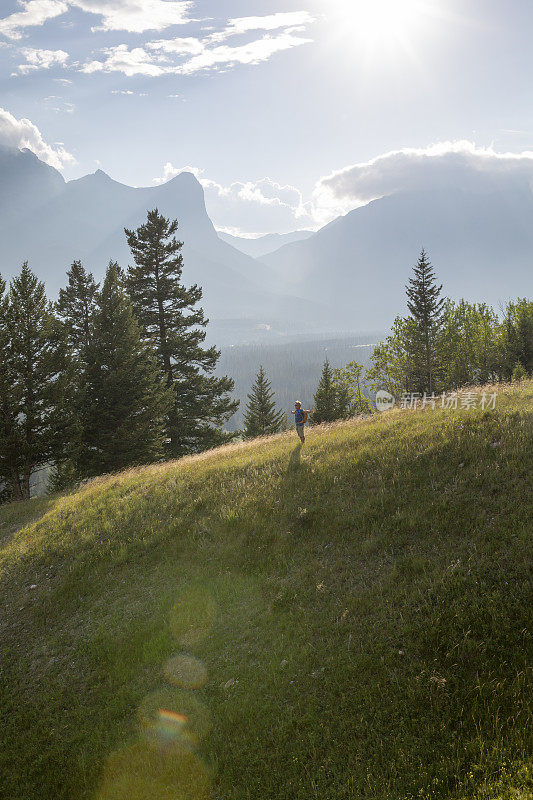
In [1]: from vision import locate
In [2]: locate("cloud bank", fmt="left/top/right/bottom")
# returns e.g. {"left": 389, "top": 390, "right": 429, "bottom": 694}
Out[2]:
{"left": 153, "top": 142, "right": 533, "bottom": 235}
{"left": 0, "top": 106, "right": 75, "bottom": 168}
{"left": 153, "top": 162, "right": 313, "bottom": 234}
{"left": 208, "top": 12, "right": 315, "bottom": 43}
{"left": 0, "top": 0, "right": 193, "bottom": 38}
{"left": 2, "top": 5, "right": 314, "bottom": 77}
{"left": 81, "top": 12, "right": 315, "bottom": 76}
{"left": 314, "top": 141, "right": 533, "bottom": 215}
{"left": 70, "top": 0, "right": 193, "bottom": 33}
{"left": 0, "top": 0, "right": 68, "bottom": 40}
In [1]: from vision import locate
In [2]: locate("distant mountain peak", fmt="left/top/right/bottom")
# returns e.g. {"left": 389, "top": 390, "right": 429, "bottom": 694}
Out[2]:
{"left": 168, "top": 169, "right": 197, "bottom": 181}
{"left": 89, "top": 168, "right": 116, "bottom": 182}
{"left": 218, "top": 229, "right": 315, "bottom": 259}
{"left": 163, "top": 170, "right": 203, "bottom": 190}
{"left": 0, "top": 143, "right": 65, "bottom": 221}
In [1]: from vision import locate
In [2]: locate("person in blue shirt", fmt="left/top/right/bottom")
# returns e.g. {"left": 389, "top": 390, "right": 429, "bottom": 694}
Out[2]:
{"left": 291, "top": 400, "right": 310, "bottom": 443}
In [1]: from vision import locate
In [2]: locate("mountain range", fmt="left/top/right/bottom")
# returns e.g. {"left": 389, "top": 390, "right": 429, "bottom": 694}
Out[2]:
{"left": 0, "top": 146, "right": 323, "bottom": 343}
{"left": 1, "top": 144, "right": 531, "bottom": 343}
{"left": 261, "top": 180, "right": 533, "bottom": 329}
{"left": 217, "top": 229, "right": 313, "bottom": 258}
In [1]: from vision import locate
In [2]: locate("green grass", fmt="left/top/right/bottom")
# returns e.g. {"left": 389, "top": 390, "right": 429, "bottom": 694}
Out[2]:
{"left": 1, "top": 382, "right": 532, "bottom": 800}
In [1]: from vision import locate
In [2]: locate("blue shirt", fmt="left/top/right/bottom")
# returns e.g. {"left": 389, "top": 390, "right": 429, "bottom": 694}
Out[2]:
{"left": 295, "top": 408, "right": 305, "bottom": 424}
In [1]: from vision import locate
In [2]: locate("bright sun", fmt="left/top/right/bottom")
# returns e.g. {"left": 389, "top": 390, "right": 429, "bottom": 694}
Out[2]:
{"left": 333, "top": 0, "right": 429, "bottom": 48}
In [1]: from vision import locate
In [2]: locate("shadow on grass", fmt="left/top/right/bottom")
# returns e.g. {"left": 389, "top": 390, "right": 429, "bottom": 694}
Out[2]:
{"left": 287, "top": 443, "right": 302, "bottom": 472}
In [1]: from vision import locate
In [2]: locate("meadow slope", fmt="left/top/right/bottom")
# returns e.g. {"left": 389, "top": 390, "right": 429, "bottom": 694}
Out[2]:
{"left": 0, "top": 383, "right": 532, "bottom": 800}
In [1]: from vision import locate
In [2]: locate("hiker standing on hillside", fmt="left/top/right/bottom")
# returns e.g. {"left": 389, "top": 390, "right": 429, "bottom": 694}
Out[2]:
{"left": 292, "top": 401, "right": 310, "bottom": 443}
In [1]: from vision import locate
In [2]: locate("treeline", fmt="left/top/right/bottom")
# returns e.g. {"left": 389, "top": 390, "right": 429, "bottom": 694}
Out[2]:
{"left": 366, "top": 250, "right": 533, "bottom": 396}
{"left": 2, "top": 236, "right": 530, "bottom": 498}
{"left": 239, "top": 249, "right": 532, "bottom": 437}
{"left": 0, "top": 209, "right": 237, "bottom": 502}
{"left": 241, "top": 358, "right": 372, "bottom": 438}
{"left": 215, "top": 336, "right": 377, "bottom": 431}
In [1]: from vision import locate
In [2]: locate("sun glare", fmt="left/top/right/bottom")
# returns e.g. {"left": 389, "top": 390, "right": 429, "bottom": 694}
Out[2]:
{"left": 332, "top": 0, "right": 431, "bottom": 50}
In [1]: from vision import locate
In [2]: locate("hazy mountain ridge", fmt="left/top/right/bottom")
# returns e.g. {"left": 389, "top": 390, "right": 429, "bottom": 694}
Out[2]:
{"left": 1, "top": 146, "right": 532, "bottom": 341}
{"left": 0, "top": 145, "right": 65, "bottom": 223}
{"left": 217, "top": 229, "right": 314, "bottom": 258}
{"left": 262, "top": 182, "right": 533, "bottom": 330}
{"left": 0, "top": 147, "right": 324, "bottom": 340}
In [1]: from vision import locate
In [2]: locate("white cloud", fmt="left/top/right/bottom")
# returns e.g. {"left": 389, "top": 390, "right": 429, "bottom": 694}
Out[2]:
{"left": 0, "top": 0, "right": 68, "bottom": 40}
{"left": 82, "top": 30, "right": 313, "bottom": 77}
{"left": 176, "top": 32, "right": 313, "bottom": 75}
{"left": 81, "top": 44, "right": 167, "bottom": 76}
{"left": 78, "top": 10, "right": 314, "bottom": 77}
{"left": 202, "top": 175, "right": 314, "bottom": 230}
{"left": 313, "top": 141, "right": 533, "bottom": 219}
{"left": 153, "top": 162, "right": 202, "bottom": 183}
{"left": 0, "top": 106, "right": 75, "bottom": 168}
{"left": 17, "top": 47, "right": 69, "bottom": 73}
{"left": 208, "top": 12, "right": 316, "bottom": 43}
{"left": 153, "top": 162, "right": 316, "bottom": 232}
{"left": 53, "top": 76, "right": 72, "bottom": 84}
{"left": 147, "top": 36, "right": 203, "bottom": 55}
{"left": 0, "top": 0, "right": 193, "bottom": 39}
{"left": 151, "top": 142, "right": 533, "bottom": 235}
{"left": 69, "top": 0, "right": 193, "bottom": 33}
{"left": 111, "top": 88, "right": 147, "bottom": 95}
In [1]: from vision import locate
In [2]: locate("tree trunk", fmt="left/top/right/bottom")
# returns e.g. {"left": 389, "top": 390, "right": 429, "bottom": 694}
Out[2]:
{"left": 21, "top": 470, "right": 31, "bottom": 500}
{"left": 9, "top": 471, "right": 24, "bottom": 502}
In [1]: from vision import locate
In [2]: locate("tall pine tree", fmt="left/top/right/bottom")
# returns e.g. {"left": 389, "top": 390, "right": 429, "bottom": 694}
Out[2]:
{"left": 53, "top": 260, "right": 100, "bottom": 486}
{"left": 405, "top": 249, "right": 444, "bottom": 393}
{"left": 57, "top": 260, "right": 99, "bottom": 354}
{"left": 243, "top": 365, "right": 284, "bottom": 438}
{"left": 4, "top": 263, "right": 70, "bottom": 499}
{"left": 312, "top": 359, "right": 347, "bottom": 424}
{"left": 79, "top": 262, "right": 172, "bottom": 477}
{"left": 125, "top": 209, "right": 238, "bottom": 457}
{"left": 0, "top": 274, "right": 20, "bottom": 501}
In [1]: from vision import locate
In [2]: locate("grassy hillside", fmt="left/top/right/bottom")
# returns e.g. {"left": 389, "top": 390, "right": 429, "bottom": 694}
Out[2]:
{"left": 1, "top": 382, "right": 532, "bottom": 800}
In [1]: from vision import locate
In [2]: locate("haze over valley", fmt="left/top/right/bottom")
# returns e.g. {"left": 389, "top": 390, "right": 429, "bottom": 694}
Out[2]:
{"left": 1, "top": 142, "right": 531, "bottom": 344}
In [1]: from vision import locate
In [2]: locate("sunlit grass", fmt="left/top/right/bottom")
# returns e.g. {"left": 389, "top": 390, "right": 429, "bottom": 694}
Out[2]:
{"left": 0, "top": 382, "right": 532, "bottom": 799}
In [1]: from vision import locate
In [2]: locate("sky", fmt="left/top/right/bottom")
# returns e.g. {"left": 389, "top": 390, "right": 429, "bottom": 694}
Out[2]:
{"left": 2, "top": 0, "right": 533, "bottom": 235}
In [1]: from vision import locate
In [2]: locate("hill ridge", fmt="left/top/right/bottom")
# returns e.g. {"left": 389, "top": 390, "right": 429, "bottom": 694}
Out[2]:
{"left": 1, "top": 381, "right": 531, "bottom": 800}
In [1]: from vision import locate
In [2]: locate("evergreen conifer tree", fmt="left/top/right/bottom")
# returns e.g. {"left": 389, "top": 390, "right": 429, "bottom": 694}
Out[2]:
{"left": 405, "top": 249, "right": 444, "bottom": 393}
{"left": 52, "top": 261, "right": 100, "bottom": 487}
{"left": 125, "top": 209, "right": 238, "bottom": 457}
{"left": 243, "top": 365, "right": 284, "bottom": 438}
{"left": 313, "top": 359, "right": 347, "bottom": 424}
{"left": 57, "top": 260, "right": 99, "bottom": 354}
{"left": 79, "top": 261, "right": 172, "bottom": 477}
{"left": 0, "top": 274, "right": 20, "bottom": 501}
{"left": 4, "top": 263, "right": 70, "bottom": 499}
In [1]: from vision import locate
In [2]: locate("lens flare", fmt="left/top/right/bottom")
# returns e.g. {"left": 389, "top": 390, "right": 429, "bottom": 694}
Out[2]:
{"left": 170, "top": 587, "right": 216, "bottom": 647}
{"left": 139, "top": 688, "right": 212, "bottom": 746}
{"left": 95, "top": 741, "right": 210, "bottom": 800}
{"left": 163, "top": 653, "right": 208, "bottom": 689}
